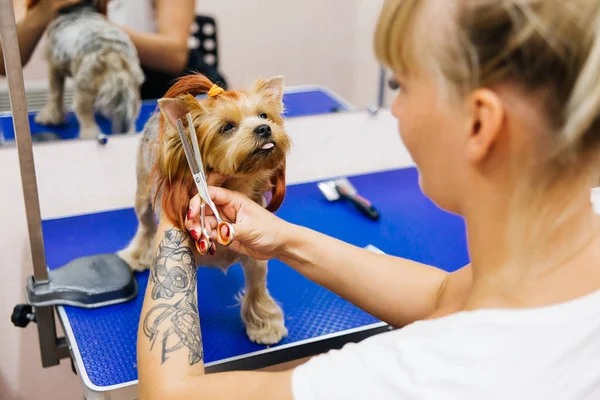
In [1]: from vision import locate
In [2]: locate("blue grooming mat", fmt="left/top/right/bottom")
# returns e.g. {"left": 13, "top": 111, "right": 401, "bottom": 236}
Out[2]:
{"left": 0, "top": 88, "right": 350, "bottom": 141}
{"left": 42, "top": 167, "right": 469, "bottom": 388}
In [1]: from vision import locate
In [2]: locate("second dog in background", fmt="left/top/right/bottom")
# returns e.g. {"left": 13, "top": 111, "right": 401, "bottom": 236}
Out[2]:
{"left": 29, "top": 0, "right": 144, "bottom": 139}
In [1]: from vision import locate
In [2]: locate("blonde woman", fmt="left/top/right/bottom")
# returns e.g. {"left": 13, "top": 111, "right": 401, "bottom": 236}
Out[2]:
{"left": 136, "top": 0, "right": 600, "bottom": 398}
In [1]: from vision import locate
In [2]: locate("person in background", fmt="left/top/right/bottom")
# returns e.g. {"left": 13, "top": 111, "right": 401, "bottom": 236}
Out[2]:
{"left": 107, "top": 0, "right": 227, "bottom": 99}
{"left": 0, "top": 0, "right": 80, "bottom": 76}
{"left": 0, "top": 0, "right": 227, "bottom": 100}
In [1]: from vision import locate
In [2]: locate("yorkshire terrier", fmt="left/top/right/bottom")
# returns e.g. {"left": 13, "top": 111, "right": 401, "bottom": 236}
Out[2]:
{"left": 28, "top": 0, "right": 144, "bottom": 139}
{"left": 118, "top": 73, "right": 291, "bottom": 345}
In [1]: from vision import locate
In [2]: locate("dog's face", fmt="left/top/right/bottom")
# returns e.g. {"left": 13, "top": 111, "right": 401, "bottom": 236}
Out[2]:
{"left": 160, "top": 77, "right": 291, "bottom": 178}
{"left": 197, "top": 77, "right": 290, "bottom": 176}
{"left": 154, "top": 75, "right": 290, "bottom": 230}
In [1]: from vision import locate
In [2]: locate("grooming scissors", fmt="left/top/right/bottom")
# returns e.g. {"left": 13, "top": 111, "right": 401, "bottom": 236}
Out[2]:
{"left": 176, "top": 113, "right": 235, "bottom": 254}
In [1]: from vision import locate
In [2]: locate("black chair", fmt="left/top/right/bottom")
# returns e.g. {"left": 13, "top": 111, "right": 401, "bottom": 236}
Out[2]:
{"left": 186, "top": 14, "right": 228, "bottom": 89}
{"left": 139, "top": 14, "right": 228, "bottom": 100}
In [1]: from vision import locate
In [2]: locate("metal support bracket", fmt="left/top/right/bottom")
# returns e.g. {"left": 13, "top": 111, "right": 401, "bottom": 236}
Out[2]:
{"left": 0, "top": 0, "right": 66, "bottom": 368}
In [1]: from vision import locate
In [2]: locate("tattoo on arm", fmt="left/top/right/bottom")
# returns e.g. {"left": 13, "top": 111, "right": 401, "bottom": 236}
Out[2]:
{"left": 143, "top": 228, "right": 203, "bottom": 366}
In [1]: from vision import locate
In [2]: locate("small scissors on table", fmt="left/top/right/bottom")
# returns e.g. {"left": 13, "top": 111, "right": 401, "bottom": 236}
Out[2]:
{"left": 176, "top": 113, "right": 235, "bottom": 255}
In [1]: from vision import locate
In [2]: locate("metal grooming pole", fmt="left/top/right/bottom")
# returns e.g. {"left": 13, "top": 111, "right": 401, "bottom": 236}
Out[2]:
{"left": 0, "top": 0, "right": 69, "bottom": 367}
{"left": 368, "top": 66, "right": 387, "bottom": 115}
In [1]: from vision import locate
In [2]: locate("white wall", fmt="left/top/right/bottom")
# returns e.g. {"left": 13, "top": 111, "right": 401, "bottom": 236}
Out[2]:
{"left": 201, "top": 0, "right": 394, "bottom": 109}
{"left": 0, "top": 1, "right": 390, "bottom": 399}
{"left": 197, "top": 0, "right": 381, "bottom": 108}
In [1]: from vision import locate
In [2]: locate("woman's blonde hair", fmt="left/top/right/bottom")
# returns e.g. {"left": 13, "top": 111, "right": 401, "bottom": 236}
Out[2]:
{"left": 375, "top": 0, "right": 600, "bottom": 172}
{"left": 375, "top": 0, "right": 600, "bottom": 265}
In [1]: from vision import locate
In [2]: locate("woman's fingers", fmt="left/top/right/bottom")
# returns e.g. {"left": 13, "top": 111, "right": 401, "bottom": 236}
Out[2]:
{"left": 207, "top": 186, "right": 243, "bottom": 221}
{"left": 189, "top": 186, "right": 235, "bottom": 220}
{"left": 53, "top": 0, "right": 84, "bottom": 13}
{"left": 204, "top": 215, "right": 218, "bottom": 230}
{"left": 185, "top": 218, "right": 202, "bottom": 239}
{"left": 188, "top": 194, "right": 203, "bottom": 220}
{"left": 208, "top": 186, "right": 240, "bottom": 206}
{"left": 186, "top": 211, "right": 217, "bottom": 231}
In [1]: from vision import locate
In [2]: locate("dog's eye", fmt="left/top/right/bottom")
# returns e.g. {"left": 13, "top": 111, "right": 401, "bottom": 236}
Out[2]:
{"left": 221, "top": 123, "right": 235, "bottom": 133}
{"left": 259, "top": 113, "right": 268, "bottom": 119}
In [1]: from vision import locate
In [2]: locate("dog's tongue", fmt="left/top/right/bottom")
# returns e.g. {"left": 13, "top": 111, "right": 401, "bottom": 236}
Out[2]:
{"left": 261, "top": 143, "right": 275, "bottom": 150}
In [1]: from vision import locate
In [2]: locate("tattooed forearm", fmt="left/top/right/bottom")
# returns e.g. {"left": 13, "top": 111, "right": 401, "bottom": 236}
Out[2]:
{"left": 143, "top": 228, "right": 203, "bottom": 366}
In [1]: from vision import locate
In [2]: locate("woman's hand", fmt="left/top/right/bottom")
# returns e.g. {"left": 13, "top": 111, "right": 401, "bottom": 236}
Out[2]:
{"left": 27, "top": 0, "right": 83, "bottom": 21}
{"left": 185, "top": 183, "right": 290, "bottom": 261}
{"left": 0, "top": 0, "right": 83, "bottom": 76}
{"left": 49, "top": 0, "right": 83, "bottom": 13}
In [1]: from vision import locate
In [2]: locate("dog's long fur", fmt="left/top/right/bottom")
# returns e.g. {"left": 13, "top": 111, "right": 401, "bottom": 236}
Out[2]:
{"left": 118, "top": 73, "right": 290, "bottom": 345}
{"left": 31, "top": 0, "right": 144, "bottom": 139}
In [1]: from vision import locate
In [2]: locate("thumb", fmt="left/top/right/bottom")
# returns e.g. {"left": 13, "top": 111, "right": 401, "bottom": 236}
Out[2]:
{"left": 208, "top": 186, "right": 244, "bottom": 207}
{"left": 209, "top": 217, "right": 251, "bottom": 245}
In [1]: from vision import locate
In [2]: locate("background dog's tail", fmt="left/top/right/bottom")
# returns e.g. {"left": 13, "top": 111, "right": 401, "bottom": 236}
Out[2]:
{"left": 95, "top": 52, "right": 145, "bottom": 134}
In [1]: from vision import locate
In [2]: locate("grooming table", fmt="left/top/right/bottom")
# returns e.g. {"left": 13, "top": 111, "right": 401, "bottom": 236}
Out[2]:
{"left": 43, "top": 167, "right": 469, "bottom": 399}
{"left": 0, "top": 86, "right": 351, "bottom": 141}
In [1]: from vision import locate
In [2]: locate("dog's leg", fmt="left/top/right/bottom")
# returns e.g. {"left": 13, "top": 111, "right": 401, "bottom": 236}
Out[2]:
{"left": 73, "top": 89, "right": 102, "bottom": 140}
{"left": 35, "top": 65, "right": 66, "bottom": 126}
{"left": 239, "top": 257, "right": 287, "bottom": 345}
{"left": 117, "top": 148, "right": 156, "bottom": 271}
{"left": 117, "top": 187, "right": 156, "bottom": 271}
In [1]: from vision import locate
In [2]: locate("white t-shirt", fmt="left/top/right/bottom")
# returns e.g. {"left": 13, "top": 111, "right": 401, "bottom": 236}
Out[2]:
{"left": 107, "top": 0, "right": 157, "bottom": 33}
{"left": 292, "top": 288, "right": 600, "bottom": 399}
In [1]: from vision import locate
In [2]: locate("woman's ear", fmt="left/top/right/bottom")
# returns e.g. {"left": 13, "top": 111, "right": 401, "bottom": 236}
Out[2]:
{"left": 466, "top": 89, "right": 505, "bottom": 163}
{"left": 266, "top": 161, "right": 286, "bottom": 213}
{"left": 158, "top": 98, "right": 192, "bottom": 128}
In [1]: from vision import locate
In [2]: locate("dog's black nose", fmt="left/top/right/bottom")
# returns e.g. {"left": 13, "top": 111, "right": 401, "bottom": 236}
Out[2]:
{"left": 254, "top": 124, "right": 271, "bottom": 138}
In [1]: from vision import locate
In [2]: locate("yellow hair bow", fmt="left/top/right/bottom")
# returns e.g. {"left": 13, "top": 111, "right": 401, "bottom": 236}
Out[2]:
{"left": 208, "top": 84, "right": 224, "bottom": 98}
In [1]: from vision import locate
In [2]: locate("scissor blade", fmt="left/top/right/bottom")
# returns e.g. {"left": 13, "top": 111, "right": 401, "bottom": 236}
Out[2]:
{"left": 183, "top": 114, "right": 223, "bottom": 219}
{"left": 186, "top": 113, "right": 206, "bottom": 179}
{"left": 193, "top": 172, "right": 212, "bottom": 205}
{"left": 176, "top": 119, "right": 200, "bottom": 175}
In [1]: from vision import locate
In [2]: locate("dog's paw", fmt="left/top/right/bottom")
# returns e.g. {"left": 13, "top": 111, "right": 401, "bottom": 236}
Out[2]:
{"left": 139, "top": 249, "right": 154, "bottom": 270}
{"left": 35, "top": 105, "right": 65, "bottom": 126}
{"left": 241, "top": 292, "right": 288, "bottom": 345}
{"left": 117, "top": 249, "right": 150, "bottom": 272}
{"left": 246, "top": 317, "right": 288, "bottom": 345}
{"left": 79, "top": 126, "right": 103, "bottom": 140}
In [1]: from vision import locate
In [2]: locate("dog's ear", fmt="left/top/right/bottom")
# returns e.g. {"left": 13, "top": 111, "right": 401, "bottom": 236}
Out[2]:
{"left": 266, "top": 160, "right": 286, "bottom": 213}
{"left": 158, "top": 97, "right": 195, "bottom": 128}
{"left": 252, "top": 76, "right": 285, "bottom": 104}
